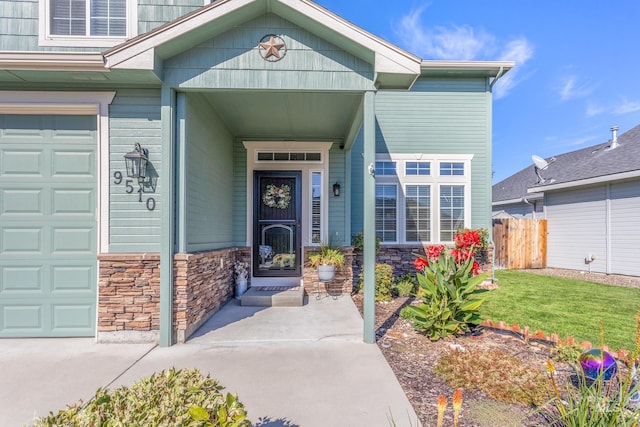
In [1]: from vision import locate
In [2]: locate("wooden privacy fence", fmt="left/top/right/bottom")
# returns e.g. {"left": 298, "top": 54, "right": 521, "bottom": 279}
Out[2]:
{"left": 493, "top": 218, "right": 547, "bottom": 269}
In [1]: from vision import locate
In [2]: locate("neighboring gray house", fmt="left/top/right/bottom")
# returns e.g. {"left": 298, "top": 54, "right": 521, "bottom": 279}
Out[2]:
{"left": 493, "top": 125, "right": 640, "bottom": 277}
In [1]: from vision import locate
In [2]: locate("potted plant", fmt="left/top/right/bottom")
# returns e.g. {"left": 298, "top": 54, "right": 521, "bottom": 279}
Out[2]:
{"left": 234, "top": 260, "right": 249, "bottom": 298}
{"left": 308, "top": 243, "right": 345, "bottom": 282}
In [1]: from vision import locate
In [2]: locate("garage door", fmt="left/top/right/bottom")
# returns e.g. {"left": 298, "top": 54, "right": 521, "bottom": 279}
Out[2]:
{"left": 0, "top": 114, "right": 97, "bottom": 337}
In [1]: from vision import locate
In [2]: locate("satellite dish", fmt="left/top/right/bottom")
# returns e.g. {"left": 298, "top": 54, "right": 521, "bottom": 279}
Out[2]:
{"left": 531, "top": 155, "right": 555, "bottom": 184}
{"left": 532, "top": 155, "right": 549, "bottom": 170}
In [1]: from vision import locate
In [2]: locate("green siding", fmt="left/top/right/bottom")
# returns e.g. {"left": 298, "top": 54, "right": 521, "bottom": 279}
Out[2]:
{"left": 0, "top": 0, "right": 201, "bottom": 52}
{"left": 350, "top": 130, "right": 364, "bottom": 235}
{"left": 183, "top": 93, "right": 235, "bottom": 252}
{"left": 0, "top": 0, "right": 39, "bottom": 51}
{"left": 164, "top": 13, "right": 374, "bottom": 91}
{"left": 350, "top": 77, "right": 494, "bottom": 236}
{"left": 109, "top": 89, "right": 162, "bottom": 252}
{"left": 328, "top": 146, "right": 348, "bottom": 246}
{"left": 232, "top": 140, "right": 248, "bottom": 246}
{"left": 137, "top": 0, "right": 203, "bottom": 34}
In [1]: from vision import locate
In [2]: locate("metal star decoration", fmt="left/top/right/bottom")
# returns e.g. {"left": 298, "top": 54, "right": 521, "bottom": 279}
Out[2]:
{"left": 258, "top": 34, "right": 286, "bottom": 62}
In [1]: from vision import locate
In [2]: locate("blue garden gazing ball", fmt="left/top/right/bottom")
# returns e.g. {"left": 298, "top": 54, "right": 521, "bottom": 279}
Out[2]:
{"left": 579, "top": 349, "right": 618, "bottom": 381}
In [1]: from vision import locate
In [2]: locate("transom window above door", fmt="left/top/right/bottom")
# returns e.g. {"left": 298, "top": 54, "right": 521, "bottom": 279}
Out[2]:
{"left": 40, "top": 0, "right": 136, "bottom": 46}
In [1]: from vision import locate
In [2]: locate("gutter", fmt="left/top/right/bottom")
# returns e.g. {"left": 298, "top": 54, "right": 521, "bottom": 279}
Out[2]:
{"left": 0, "top": 52, "right": 107, "bottom": 72}
{"left": 527, "top": 169, "right": 640, "bottom": 193}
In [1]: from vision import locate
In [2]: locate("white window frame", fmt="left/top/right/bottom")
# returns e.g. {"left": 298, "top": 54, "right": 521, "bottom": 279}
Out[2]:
{"left": 39, "top": 0, "right": 137, "bottom": 47}
{"left": 375, "top": 153, "right": 473, "bottom": 245}
{"left": 375, "top": 183, "right": 399, "bottom": 244}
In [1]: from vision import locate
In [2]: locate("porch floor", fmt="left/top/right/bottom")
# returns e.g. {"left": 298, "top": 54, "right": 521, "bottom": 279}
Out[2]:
{"left": 240, "top": 285, "right": 304, "bottom": 306}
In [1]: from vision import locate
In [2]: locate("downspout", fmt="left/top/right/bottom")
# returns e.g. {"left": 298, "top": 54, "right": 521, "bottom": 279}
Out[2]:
{"left": 489, "top": 66, "right": 505, "bottom": 89}
{"left": 522, "top": 197, "right": 536, "bottom": 219}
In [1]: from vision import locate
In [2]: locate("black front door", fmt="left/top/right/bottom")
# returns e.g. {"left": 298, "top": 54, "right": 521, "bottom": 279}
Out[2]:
{"left": 253, "top": 171, "right": 302, "bottom": 277}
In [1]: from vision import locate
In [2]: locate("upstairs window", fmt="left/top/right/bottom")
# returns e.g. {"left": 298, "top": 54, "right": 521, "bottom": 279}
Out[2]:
{"left": 40, "top": 0, "right": 136, "bottom": 46}
{"left": 51, "top": 0, "right": 126, "bottom": 36}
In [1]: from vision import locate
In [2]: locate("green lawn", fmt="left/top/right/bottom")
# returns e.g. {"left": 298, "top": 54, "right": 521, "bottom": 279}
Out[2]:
{"left": 480, "top": 270, "right": 640, "bottom": 352}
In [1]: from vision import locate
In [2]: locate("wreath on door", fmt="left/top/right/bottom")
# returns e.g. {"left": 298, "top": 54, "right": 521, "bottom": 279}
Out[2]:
{"left": 262, "top": 184, "right": 291, "bottom": 209}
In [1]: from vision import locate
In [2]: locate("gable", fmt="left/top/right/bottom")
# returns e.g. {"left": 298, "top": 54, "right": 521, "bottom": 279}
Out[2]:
{"left": 164, "top": 13, "right": 375, "bottom": 90}
{"left": 104, "top": 0, "right": 421, "bottom": 89}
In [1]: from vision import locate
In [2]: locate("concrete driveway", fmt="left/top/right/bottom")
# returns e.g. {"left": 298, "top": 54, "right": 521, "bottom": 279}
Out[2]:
{"left": 1, "top": 295, "right": 419, "bottom": 427}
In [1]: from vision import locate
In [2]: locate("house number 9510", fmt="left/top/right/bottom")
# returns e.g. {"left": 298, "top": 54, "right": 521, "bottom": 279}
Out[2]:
{"left": 113, "top": 171, "right": 156, "bottom": 211}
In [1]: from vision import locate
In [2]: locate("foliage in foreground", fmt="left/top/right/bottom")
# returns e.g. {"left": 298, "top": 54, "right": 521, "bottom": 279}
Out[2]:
{"left": 358, "top": 263, "right": 395, "bottom": 302}
{"left": 540, "top": 359, "right": 639, "bottom": 426}
{"left": 539, "top": 315, "right": 640, "bottom": 426}
{"left": 435, "top": 347, "right": 552, "bottom": 407}
{"left": 405, "top": 253, "right": 489, "bottom": 341}
{"left": 388, "top": 388, "right": 463, "bottom": 427}
{"left": 33, "top": 368, "right": 251, "bottom": 427}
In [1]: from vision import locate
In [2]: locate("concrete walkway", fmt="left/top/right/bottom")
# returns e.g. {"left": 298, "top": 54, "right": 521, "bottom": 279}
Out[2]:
{"left": 1, "top": 294, "right": 419, "bottom": 427}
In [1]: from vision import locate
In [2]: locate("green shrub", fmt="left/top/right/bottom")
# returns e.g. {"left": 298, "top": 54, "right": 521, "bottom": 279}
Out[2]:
{"left": 405, "top": 252, "right": 488, "bottom": 340}
{"left": 34, "top": 368, "right": 251, "bottom": 427}
{"left": 359, "top": 263, "right": 394, "bottom": 302}
{"left": 351, "top": 231, "right": 380, "bottom": 253}
{"left": 541, "top": 357, "right": 640, "bottom": 426}
{"left": 392, "top": 274, "right": 418, "bottom": 297}
{"left": 399, "top": 305, "right": 417, "bottom": 321}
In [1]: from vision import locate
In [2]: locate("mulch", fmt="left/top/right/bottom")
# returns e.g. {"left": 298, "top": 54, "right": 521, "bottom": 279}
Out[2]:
{"left": 352, "top": 268, "right": 640, "bottom": 426}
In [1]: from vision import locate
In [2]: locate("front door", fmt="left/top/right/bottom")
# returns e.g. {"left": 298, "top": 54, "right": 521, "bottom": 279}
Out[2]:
{"left": 253, "top": 171, "right": 302, "bottom": 277}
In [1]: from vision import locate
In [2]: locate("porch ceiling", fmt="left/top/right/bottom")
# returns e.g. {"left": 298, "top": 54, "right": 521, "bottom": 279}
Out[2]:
{"left": 199, "top": 90, "right": 362, "bottom": 141}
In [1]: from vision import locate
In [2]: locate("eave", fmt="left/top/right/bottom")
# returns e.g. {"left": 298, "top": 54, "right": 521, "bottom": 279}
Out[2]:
{"left": 527, "top": 170, "right": 640, "bottom": 193}
{"left": 421, "top": 60, "right": 515, "bottom": 78}
{"left": 492, "top": 192, "right": 543, "bottom": 206}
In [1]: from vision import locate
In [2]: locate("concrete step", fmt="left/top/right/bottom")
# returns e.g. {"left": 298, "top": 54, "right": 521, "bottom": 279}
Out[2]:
{"left": 240, "top": 285, "right": 304, "bottom": 307}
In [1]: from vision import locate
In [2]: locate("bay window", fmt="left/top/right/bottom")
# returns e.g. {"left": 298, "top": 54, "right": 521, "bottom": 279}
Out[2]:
{"left": 374, "top": 154, "right": 472, "bottom": 244}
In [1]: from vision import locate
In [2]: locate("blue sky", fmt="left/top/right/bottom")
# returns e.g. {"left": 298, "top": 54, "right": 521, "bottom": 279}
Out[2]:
{"left": 315, "top": 0, "right": 640, "bottom": 183}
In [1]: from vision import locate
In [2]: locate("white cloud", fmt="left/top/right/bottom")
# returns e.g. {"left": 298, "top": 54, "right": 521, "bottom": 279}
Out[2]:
{"left": 395, "top": 7, "right": 533, "bottom": 99}
{"left": 559, "top": 76, "right": 596, "bottom": 101}
{"left": 586, "top": 101, "right": 605, "bottom": 118}
{"left": 396, "top": 7, "right": 495, "bottom": 60}
{"left": 614, "top": 98, "right": 640, "bottom": 114}
{"left": 493, "top": 38, "right": 534, "bottom": 99}
{"left": 585, "top": 97, "right": 640, "bottom": 117}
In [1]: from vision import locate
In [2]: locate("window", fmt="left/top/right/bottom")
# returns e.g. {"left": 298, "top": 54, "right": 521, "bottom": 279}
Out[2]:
{"left": 311, "top": 172, "right": 322, "bottom": 244}
{"left": 40, "top": 0, "right": 135, "bottom": 46}
{"left": 51, "top": 0, "right": 125, "bottom": 36}
{"left": 406, "top": 162, "right": 430, "bottom": 176}
{"left": 405, "top": 185, "right": 431, "bottom": 242}
{"left": 375, "top": 185, "right": 397, "bottom": 242}
{"left": 375, "top": 161, "right": 396, "bottom": 176}
{"left": 440, "top": 162, "right": 465, "bottom": 176}
{"left": 374, "top": 154, "right": 472, "bottom": 244}
{"left": 440, "top": 185, "right": 465, "bottom": 241}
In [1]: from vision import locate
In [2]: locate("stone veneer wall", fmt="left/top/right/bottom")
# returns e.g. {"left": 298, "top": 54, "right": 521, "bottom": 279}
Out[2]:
{"left": 173, "top": 247, "right": 249, "bottom": 343}
{"left": 97, "top": 248, "right": 250, "bottom": 344}
{"left": 303, "top": 246, "right": 354, "bottom": 296}
{"left": 352, "top": 245, "right": 493, "bottom": 281}
{"left": 97, "top": 253, "right": 161, "bottom": 343}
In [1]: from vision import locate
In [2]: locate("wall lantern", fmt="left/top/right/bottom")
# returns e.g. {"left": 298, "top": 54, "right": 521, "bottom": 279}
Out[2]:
{"left": 124, "top": 143, "right": 149, "bottom": 179}
{"left": 333, "top": 182, "right": 341, "bottom": 197}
